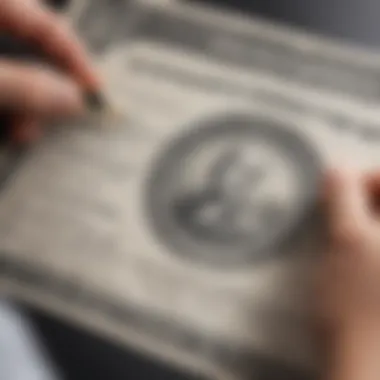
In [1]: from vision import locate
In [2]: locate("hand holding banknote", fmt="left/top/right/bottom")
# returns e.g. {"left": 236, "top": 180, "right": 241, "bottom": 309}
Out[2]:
{"left": 319, "top": 169, "right": 380, "bottom": 380}
{"left": 0, "top": 0, "right": 99, "bottom": 142}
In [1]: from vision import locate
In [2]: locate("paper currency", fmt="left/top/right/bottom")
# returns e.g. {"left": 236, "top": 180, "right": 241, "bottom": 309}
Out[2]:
{"left": 67, "top": 0, "right": 138, "bottom": 56}
{"left": 2, "top": 0, "right": 380, "bottom": 379}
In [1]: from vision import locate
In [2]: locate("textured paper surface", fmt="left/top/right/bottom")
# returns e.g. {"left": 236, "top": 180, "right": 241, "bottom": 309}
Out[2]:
{"left": 1, "top": 0, "right": 380, "bottom": 379}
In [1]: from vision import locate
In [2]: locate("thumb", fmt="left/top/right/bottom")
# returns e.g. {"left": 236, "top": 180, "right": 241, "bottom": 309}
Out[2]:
{"left": 324, "top": 169, "right": 369, "bottom": 246}
{"left": 0, "top": 60, "right": 84, "bottom": 117}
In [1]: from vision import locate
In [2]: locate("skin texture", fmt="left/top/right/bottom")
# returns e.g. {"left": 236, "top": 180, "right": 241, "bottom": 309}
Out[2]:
{"left": 319, "top": 169, "right": 380, "bottom": 380}
{"left": 0, "top": 0, "right": 100, "bottom": 142}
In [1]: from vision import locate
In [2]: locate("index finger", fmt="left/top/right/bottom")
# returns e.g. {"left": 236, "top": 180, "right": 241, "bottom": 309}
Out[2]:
{"left": 0, "top": 0, "right": 100, "bottom": 90}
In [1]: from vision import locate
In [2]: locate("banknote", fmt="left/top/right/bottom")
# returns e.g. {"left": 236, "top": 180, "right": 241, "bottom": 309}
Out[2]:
{"left": 67, "top": 0, "right": 139, "bottom": 56}
{"left": 2, "top": 0, "right": 380, "bottom": 379}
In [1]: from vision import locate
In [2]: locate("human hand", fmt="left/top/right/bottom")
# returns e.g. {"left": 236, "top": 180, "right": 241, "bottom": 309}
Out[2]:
{"left": 318, "top": 169, "right": 380, "bottom": 380}
{"left": 319, "top": 169, "right": 380, "bottom": 334}
{"left": 0, "top": 0, "right": 100, "bottom": 142}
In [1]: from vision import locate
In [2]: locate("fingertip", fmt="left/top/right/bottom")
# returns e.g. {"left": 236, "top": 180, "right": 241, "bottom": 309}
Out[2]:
{"left": 324, "top": 167, "right": 362, "bottom": 193}
{"left": 82, "top": 68, "right": 103, "bottom": 93}
{"left": 30, "top": 69, "right": 85, "bottom": 117}
{"left": 323, "top": 167, "right": 368, "bottom": 229}
{"left": 49, "top": 77, "right": 85, "bottom": 116}
{"left": 322, "top": 168, "right": 350, "bottom": 202}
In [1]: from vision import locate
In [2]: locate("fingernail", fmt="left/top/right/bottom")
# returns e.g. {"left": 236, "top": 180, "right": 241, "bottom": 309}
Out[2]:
{"left": 84, "top": 90, "right": 106, "bottom": 113}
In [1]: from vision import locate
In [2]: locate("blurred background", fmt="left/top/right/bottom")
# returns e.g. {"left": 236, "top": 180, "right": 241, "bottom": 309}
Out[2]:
{"left": 193, "top": 0, "right": 380, "bottom": 48}
{"left": 2, "top": 0, "right": 380, "bottom": 380}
